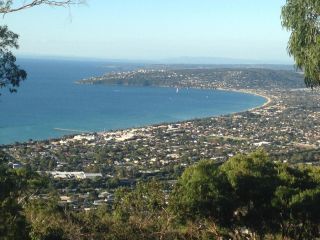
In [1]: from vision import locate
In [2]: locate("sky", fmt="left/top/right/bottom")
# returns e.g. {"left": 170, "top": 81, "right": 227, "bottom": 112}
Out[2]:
{"left": 2, "top": 0, "right": 292, "bottom": 63}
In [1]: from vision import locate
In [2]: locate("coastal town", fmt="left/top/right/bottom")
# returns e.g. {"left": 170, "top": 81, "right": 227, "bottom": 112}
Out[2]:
{"left": 3, "top": 1, "right": 320, "bottom": 238}
{"left": 2, "top": 67, "right": 320, "bottom": 210}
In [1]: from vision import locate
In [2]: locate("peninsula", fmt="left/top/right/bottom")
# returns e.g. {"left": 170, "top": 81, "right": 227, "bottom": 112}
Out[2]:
{"left": 3, "top": 65, "right": 320, "bottom": 210}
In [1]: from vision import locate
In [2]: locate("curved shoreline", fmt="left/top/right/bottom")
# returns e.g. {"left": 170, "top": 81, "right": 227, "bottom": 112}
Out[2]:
{"left": 75, "top": 87, "right": 274, "bottom": 143}
{"left": 91, "top": 88, "right": 272, "bottom": 137}
{"left": 215, "top": 87, "right": 272, "bottom": 111}
{"left": 1, "top": 87, "right": 273, "bottom": 145}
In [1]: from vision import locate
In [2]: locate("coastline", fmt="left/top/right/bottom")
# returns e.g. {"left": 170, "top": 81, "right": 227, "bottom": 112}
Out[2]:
{"left": 92, "top": 87, "right": 274, "bottom": 141}
{"left": 1, "top": 87, "right": 273, "bottom": 146}
{"left": 216, "top": 87, "right": 272, "bottom": 111}
{"left": 96, "top": 87, "right": 273, "bottom": 135}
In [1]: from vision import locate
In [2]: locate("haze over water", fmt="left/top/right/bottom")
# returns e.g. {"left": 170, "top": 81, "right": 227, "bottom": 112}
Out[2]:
{"left": 0, "top": 59, "right": 266, "bottom": 145}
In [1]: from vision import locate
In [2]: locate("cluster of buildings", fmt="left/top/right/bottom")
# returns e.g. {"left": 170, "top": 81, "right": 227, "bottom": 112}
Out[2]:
{"left": 3, "top": 67, "right": 320, "bottom": 209}
{"left": 44, "top": 171, "right": 102, "bottom": 179}
{"left": 5, "top": 88, "right": 320, "bottom": 174}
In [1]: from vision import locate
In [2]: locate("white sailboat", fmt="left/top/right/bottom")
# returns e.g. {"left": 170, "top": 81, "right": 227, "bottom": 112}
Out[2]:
{"left": 176, "top": 87, "right": 179, "bottom": 93}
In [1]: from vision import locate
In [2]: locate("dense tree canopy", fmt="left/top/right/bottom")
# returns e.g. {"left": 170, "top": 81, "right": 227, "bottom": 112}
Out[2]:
{"left": 2, "top": 150, "right": 320, "bottom": 239}
{"left": 171, "top": 150, "right": 320, "bottom": 239}
{"left": 0, "top": 159, "right": 30, "bottom": 240}
{"left": 281, "top": 0, "right": 320, "bottom": 88}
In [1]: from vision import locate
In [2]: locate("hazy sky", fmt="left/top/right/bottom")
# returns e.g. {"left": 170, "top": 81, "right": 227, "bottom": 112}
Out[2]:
{"left": 3, "top": 0, "right": 292, "bottom": 63}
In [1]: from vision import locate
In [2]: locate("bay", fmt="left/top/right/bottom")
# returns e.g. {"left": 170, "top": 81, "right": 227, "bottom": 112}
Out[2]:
{"left": 0, "top": 58, "right": 266, "bottom": 145}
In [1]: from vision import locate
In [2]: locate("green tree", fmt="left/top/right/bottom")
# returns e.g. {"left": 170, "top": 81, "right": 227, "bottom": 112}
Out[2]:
{"left": 171, "top": 150, "right": 320, "bottom": 239}
{"left": 281, "top": 0, "right": 320, "bottom": 87}
{"left": 0, "top": 25, "right": 26, "bottom": 94}
{"left": 220, "top": 150, "right": 279, "bottom": 238}
{"left": 25, "top": 198, "right": 83, "bottom": 240}
{"left": 272, "top": 164, "right": 320, "bottom": 239}
{"left": 0, "top": 162, "right": 30, "bottom": 240}
{"left": 170, "top": 160, "right": 235, "bottom": 227}
{"left": 113, "top": 180, "right": 175, "bottom": 239}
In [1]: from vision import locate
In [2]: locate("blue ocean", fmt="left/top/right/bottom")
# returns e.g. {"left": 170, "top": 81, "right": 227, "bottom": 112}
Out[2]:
{"left": 0, "top": 58, "right": 266, "bottom": 145}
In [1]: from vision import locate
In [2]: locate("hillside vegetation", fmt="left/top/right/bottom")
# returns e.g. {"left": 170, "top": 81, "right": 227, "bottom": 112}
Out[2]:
{"left": 2, "top": 150, "right": 320, "bottom": 239}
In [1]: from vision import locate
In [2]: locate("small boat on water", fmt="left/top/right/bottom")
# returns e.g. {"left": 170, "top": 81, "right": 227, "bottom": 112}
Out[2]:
{"left": 176, "top": 87, "right": 179, "bottom": 93}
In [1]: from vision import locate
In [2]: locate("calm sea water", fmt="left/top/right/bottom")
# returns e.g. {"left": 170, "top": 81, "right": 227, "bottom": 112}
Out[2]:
{"left": 0, "top": 58, "right": 266, "bottom": 145}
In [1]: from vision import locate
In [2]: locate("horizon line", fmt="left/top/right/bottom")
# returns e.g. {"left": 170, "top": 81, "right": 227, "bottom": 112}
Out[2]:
{"left": 16, "top": 54, "right": 294, "bottom": 65}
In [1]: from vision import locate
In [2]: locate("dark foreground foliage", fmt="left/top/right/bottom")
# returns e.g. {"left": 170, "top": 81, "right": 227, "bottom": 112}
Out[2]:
{"left": 1, "top": 150, "right": 320, "bottom": 239}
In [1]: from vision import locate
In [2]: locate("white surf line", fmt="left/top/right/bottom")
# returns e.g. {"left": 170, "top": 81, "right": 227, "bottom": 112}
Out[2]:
{"left": 53, "top": 128, "right": 90, "bottom": 133}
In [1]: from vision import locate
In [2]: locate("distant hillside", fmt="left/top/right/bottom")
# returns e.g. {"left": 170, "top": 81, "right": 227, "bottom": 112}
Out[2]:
{"left": 159, "top": 56, "right": 293, "bottom": 65}
{"left": 77, "top": 68, "right": 305, "bottom": 90}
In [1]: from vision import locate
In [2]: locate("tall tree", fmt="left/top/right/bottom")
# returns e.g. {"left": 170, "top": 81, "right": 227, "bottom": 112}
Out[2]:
{"left": 281, "top": 0, "right": 320, "bottom": 88}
